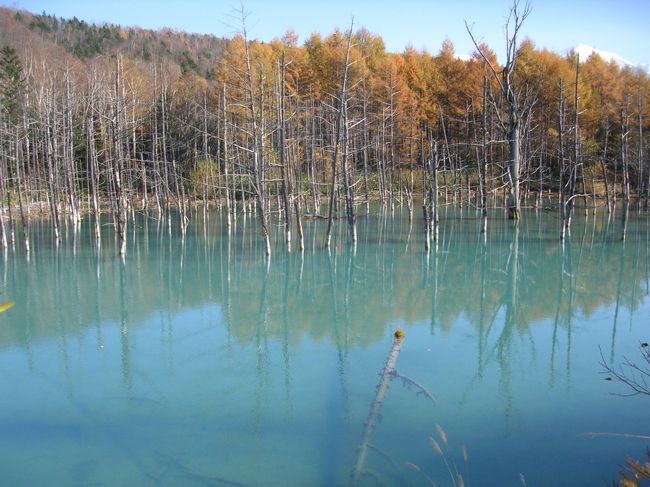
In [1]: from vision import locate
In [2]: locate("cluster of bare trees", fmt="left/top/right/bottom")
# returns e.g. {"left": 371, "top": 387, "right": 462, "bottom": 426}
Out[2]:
{"left": 0, "top": 3, "right": 648, "bottom": 258}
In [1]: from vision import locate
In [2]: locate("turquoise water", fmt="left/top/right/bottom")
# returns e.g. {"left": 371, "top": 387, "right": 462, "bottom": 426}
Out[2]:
{"left": 0, "top": 206, "right": 648, "bottom": 486}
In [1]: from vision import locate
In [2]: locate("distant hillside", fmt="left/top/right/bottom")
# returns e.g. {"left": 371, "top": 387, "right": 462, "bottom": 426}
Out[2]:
{"left": 0, "top": 7, "right": 228, "bottom": 80}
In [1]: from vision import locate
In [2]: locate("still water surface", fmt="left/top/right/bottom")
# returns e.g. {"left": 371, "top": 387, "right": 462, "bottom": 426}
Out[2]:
{"left": 0, "top": 207, "right": 648, "bottom": 486}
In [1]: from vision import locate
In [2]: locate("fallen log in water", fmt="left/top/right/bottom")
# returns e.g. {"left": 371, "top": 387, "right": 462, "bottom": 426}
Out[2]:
{"left": 351, "top": 329, "right": 405, "bottom": 484}
{"left": 351, "top": 328, "right": 437, "bottom": 484}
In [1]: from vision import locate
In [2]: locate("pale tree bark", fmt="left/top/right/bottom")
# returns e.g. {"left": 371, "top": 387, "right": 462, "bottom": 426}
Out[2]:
{"left": 466, "top": 0, "right": 531, "bottom": 220}
{"left": 621, "top": 105, "right": 630, "bottom": 241}
{"left": 221, "top": 84, "right": 232, "bottom": 230}
{"left": 325, "top": 19, "right": 354, "bottom": 249}
{"left": 239, "top": 4, "right": 271, "bottom": 257}
{"left": 278, "top": 52, "right": 292, "bottom": 250}
{"left": 112, "top": 55, "right": 127, "bottom": 256}
{"left": 430, "top": 137, "right": 440, "bottom": 242}
{"left": 600, "top": 122, "right": 612, "bottom": 214}
{"left": 637, "top": 93, "right": 645, "bottom": 209}
{"left": 340, "top": 82, "right": 356, "bottom": 244}
{"left": 480, "top": 73, "right": 489, "bottom": 234}
{"left": 14, "top": 127, "right": 29, "bottom": 253}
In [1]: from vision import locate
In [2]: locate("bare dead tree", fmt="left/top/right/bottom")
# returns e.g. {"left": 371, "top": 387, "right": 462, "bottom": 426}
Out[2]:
{"left": 111, "top": 54, "right": 128, "bottom": 256}
{"left": 480, "top": 73, "right": 489, "bottom": 234}
{"left": 621, "top": 103, "right": 631, "bottom": 241}
{"left": 325, "top": 19, "right": 354, "bottom": 249}
{"left": 237, "top": 3, "right": 271, "bottom": 256}
{"left": 466, "top": 0, "right": 532, "bottom": 220}
{"left": 278, "top": 51, "right": 292, "bottom": 250}
{"left": 222, "top": 84, "right": 232, "bottom": 230}
{"left": 601, "top": 343, "right": 650, "bottom": 397}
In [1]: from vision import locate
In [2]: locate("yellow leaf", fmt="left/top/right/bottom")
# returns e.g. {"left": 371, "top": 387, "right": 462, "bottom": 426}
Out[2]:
{"left": 0, "top": 301, "right": 15, "bottom": 313}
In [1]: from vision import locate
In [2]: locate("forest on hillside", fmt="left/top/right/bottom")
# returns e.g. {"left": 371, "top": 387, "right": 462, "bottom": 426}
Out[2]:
{"left": 0, "top": 4, "right": 648, "bottom": 256}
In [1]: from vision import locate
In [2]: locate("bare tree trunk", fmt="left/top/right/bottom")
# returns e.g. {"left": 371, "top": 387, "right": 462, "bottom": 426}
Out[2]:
{"left": 601, "top": 122, "right": 612, "bottom": 213}
{"left": 222, "top": 85, "right": 232, "bottom": 229}
{"left": 308, "top": 98, "right": 320, "bottom": 215}
{"left": 278, "top": 52, "right": 292, "bottom": 250}
{"left": 293, "top": 172, "right": 305, "bottom": 252}
{"left": 506, "top": 75, "right": 520, "bottom": 220}
{"left": 325, "top": 20, "right": 354, "bottom": 249}
{"left": 466, "top": 1, "right": 531, "bottom": 220}
{"left": 246, "top": 28, "right": 271, "bottom": 254}
{"left": 638, "top": 93, "right": 645, "bottom": 209}
{"left": 565, "top": 57, "right": 580, "bottom": 233}
{"left": 420, "top": 127, "right": 429, "bottom": 251}
{"left": 87, "top": 95, "right": 101, "bottom": 242}
{"left": 481, "top": 74, "right": 489, "bottom": 234}
{"left": 112, "top": 56, "right": 127, "bottom": 256}
{"left": 430, "top": 138, "right": 440, "bottom": 242}
{"left": 12, "top": 126, "right": 29, "bottom": 253}
{"left": 341, "top": 86, "right": 356, "bottom": 244}
{"left": 558, "top": 79, "right": 567, "bottom": 240}
{"left": 64, "top": 67, "right": 79, "bottom": 226}
{"left": 362, "top": 82, "right": 370, "bottom": 213}
{"left": 351, "top": 332, "right": 404, "bottom": 484}
{"left": 621, "top": 106, "right": 630, "bottom": 241}
{"left": 0, "top": 131, "right": 8, "bottom": 251}
{"left": 44, "top": 91, "right": 61, "bottom": 244}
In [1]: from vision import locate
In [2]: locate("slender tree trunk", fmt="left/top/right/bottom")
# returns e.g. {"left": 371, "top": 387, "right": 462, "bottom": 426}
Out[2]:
{"left": 351, "top": 332, "right": 404, "bottom": 484}
{"left": 621, "top": 106, "right": 630, "bottom": 241}
{"left": 113, "top": 56, "right": 127, "bottom": 256}
{"left": 341, "top": 88, "right": 356, "bottom": 244}
{"left": 362, "top": 84, "right": 370, "bottom": 213}
{"left": 430, "top": 137, "right": 440, "bottom": 242}
{"left": 325, "top": 21, "right": 354, "bottom": 249}
{"left": 278, "top": 52, "right": 292, "bottom": 250}
{"left": 506, "top": 76, "right": 520, "bottom": 220}
{"left": 15, "top": 129, "right": 29, "bottom": 253}
{"left": 558, "top": 79, "right": 567, "bottom": 240}
{"left": 601, "top": 123, "right": 612, "bottom": 213}
{"left": 481, "top": 74, "right": 488, "bottom": 234}
{"left": 222, "top": 85, "right": 232, "bottom": 229}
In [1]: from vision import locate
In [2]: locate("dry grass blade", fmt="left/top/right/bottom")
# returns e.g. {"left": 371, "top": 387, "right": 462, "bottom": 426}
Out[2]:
{"left": 580, "top": 432, "right": 650, "bottom": 440}
{"left": 406, "top": 462, "right": 421, "bottom": 472}
{"left": 462, "top": 446, "right": 468, "bottom": 463}
{"left": 430, "top": 436, "right": 444, "bottom": 456}
{"left": 435, "top": 423, "right": 448, "bottom": 445}
{"left": 626, "top": 456, "right": 650, "bottom": 479}
{"left": 406, "top": 462, "right": 439, "bottom": 487}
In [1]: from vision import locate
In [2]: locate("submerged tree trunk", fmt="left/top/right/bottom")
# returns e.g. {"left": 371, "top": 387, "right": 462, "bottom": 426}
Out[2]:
{"left": 351, "top": 331, "right": 404, "bottom": 484}
{"left": 222, "top": 85, "right": 232, "bottom": 229}
{"left": 506, "top": 75, "right": 520, "bottom": 221}
{"left": 430, "top": 138, "right": 440, "bottom": 242}
{"left": 600, "top": 123, "right": 612, "bottom": 214}
{"left": 14, "top": 129, "right": 29, "bottom": 253}
{"left": 341, "top": 86, "right": 356, "bottom": 244}
{"left": 112, "top": 56, "right": 127, "bottom": 256}
{"left": 621, "top": 107, "right": 630, "bottom": 241}
{"left": 278, "top": 52, "right": 292, "bottom": 250}
{"left": 240, "top": 9, "right": 271, "bottom": 257}
{"left": 558, "top": 79, "right": 567, "bottom": 240}
{"left": 481, "top": 74, "right": 489, "bottom": 234}
{"left": 325, "top": 20, "right": 354, "bottom": 249}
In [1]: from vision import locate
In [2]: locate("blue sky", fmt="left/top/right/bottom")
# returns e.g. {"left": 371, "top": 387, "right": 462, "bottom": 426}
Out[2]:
{"left": 3, "top": 0, "right": 650, "bottom": 65}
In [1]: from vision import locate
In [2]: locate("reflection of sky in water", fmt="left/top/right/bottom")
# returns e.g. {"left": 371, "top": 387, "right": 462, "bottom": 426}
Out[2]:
{"left": 0, "top": 207, "right": 648, "bottom": 486}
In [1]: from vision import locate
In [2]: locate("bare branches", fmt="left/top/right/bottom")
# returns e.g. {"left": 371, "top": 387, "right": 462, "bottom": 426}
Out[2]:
{"left": 464, "top": 20, "right": 503, "bottom": 93}
{"left": 504, "top": 0, "right": 532, "bottom": 73}
{"left": 601, "top": 344, "right": 650, "bottom": 397}
{"left": 465, "top": 0, "right": 531, "bottom": 99}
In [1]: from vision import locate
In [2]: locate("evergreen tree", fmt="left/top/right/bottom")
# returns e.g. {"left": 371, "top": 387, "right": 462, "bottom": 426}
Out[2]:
{"left": 0, "top": 45, "right": 24, "bottom": 121}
